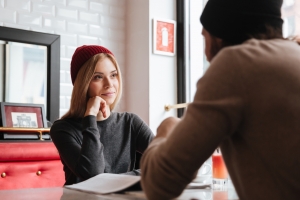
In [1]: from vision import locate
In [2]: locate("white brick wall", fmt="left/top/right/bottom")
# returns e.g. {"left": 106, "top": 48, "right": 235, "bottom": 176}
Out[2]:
{"left": 0, "top": 0, "right": 127, "bottom": 118}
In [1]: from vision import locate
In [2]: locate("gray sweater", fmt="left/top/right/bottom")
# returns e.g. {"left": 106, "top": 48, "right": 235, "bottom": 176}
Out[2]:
{"left": 50, "top": 112, "right": 154, "bottom": 185}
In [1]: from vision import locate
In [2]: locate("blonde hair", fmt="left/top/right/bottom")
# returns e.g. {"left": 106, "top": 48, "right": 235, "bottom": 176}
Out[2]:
{"left": 61, "top": 53, "right": 122, "bottom": 119}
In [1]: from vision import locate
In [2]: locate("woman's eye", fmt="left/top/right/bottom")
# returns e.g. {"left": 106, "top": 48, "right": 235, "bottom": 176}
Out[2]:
{"left": 94, "top": 75, "right": 103, "bottom": 80}
{"left": 111, "top": 73, "right": 118, "bottom": 78}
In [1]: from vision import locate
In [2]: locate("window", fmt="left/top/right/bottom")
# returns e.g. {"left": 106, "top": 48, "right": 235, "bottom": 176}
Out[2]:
{"left": 282, "top": 0, "right": 300, "bottom": 38}
{"left": 185, "top": 0, "right": 207, "bottom": 103}
{"left": 283, "top": 0, "right": 295, "bottom": 8}
{"left": 283, "top": 16, "right": 295, "bottom": 38}
{"left": 186, "top": 0, "right": 300, "bottom": 102}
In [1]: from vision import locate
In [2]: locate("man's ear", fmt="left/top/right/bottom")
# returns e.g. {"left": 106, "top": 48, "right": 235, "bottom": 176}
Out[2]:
{"left": 215, "top": 37, "right": 223, "bottom": 49}
{"left": 217, "top": 38, "right": 223, "bottom": 44}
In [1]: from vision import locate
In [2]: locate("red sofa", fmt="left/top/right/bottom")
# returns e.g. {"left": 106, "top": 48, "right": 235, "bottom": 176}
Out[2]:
{"left": 0, "top": 142, "right": 65, "bottom": 190}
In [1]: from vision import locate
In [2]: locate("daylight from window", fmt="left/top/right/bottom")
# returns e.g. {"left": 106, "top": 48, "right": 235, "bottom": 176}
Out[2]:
{"left": 187, "top": 0, "right": 300, "bottom": 102}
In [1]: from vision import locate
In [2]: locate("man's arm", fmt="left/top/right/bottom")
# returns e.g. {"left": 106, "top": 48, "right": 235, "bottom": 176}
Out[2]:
{"left": 140, "top": 49, "right": 246, "bottom": 200}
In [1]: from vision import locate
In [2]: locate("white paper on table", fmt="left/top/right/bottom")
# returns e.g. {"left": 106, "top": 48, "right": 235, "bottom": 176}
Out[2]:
{"left": 65, "top": 173, "right": 141, "bottom": 194}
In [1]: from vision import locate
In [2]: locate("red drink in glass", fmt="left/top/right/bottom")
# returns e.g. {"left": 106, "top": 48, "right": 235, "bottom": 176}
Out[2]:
{"left": 212, "top": 149, "right": 228, "bottom": 189}
{"left": 212, "top": 154, "right": 228, "bottom": 179}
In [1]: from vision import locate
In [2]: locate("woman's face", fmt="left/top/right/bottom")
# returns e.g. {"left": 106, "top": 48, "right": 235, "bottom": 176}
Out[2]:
{"left": 88, "top": 57, "right": 119, "bottom": 106}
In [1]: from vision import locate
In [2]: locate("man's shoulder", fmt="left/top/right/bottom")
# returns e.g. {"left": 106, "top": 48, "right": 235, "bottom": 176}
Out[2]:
{"left": 222, "top": 39, "right": 296, "bottom": 56}
{"left": 214, "top": 39, "right": 297, "bottom": 65}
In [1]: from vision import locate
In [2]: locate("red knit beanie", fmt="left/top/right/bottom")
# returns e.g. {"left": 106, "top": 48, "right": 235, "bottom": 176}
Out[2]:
{"left": 70, "top": 45, "right": 114, "bottom": 85}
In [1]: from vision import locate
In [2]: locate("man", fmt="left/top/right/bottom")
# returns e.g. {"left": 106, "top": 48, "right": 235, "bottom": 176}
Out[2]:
{"left": 140, "top": 0, "right": 300, "bottom": 199}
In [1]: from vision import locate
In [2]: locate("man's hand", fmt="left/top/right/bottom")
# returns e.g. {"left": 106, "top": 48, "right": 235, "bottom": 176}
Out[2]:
{"left": 156, "top": 117, "right": 181, "bottom": 138}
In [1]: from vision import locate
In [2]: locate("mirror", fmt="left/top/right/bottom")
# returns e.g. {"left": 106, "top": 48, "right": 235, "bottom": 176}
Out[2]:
{"left": 1, "top": 41, "right": 47, "bottom": 107}
{"left": 0, "top": 26, "right": 60, "bottom": 123}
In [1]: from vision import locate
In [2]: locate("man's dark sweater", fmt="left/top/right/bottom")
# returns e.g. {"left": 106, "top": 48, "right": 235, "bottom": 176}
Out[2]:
{"left": 50, "top": 112, "right": 154, "bottom": 185}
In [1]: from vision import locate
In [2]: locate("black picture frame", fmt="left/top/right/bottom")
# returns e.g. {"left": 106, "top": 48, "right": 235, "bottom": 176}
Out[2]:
{"left": 0, "top": 26, "right": 60, "bottom": 123}
{"left": 0, "top": 102, "right": 47, "bottom": 128}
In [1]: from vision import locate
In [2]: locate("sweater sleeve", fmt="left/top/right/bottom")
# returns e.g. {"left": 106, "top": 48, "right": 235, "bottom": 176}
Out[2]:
{"left": 50, "top": 115, "right": 105, "bottom": 182}
{"left": 132, "top": 113, "right": 155, "bottom": 154}
{"left": 120, "top": 113, "right": 154, "bottom": 175}
{"left": 140, "top": 49, "right": 247, "bottom": 200}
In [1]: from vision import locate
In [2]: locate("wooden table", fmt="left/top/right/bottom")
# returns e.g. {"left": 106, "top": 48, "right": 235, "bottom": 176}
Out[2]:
{"left": 0, "top": 186, "right": 239, "bottom": 200}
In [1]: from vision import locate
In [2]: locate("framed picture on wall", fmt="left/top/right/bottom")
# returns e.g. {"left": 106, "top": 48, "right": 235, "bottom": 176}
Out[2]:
{"left": 153, "top": 18, "right": 176, "bottom": 56}
{"left": 0, "top": 102, "right": 47, "bottom": 128}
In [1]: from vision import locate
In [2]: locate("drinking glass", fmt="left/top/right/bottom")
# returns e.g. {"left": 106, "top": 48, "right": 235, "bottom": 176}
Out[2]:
{"left": 212, "top": 148, "right": 228, "bottom": 189}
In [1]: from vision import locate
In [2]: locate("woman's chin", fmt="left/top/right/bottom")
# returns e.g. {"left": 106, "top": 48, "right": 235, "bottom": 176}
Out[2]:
{"left": 103, "top": 98, "right": 115, "bottom": 106}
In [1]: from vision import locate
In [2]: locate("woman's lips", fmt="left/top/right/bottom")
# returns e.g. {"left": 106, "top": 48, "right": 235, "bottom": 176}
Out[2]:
{"left": 101, "top": 92, "right": 115, "bottom": 97}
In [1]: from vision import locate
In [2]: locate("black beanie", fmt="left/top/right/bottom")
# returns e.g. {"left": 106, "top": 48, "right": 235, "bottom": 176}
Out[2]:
{"left": 200, "top": 0, "right": 284, "bottom": 44}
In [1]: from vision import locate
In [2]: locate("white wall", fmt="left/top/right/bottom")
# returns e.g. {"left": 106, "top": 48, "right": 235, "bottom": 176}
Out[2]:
{"left": 0, "top": 0, "right": 178, "bottom": 133}
{"left": 126, "top": 0, "right": 177, "bottom": 133}
{"left": 0, "top": 0, "right": 127, "bottom": 118}
{"left": 149, "top": 0, "right": 177, "bottom": 133}
{"left": 125, "top": 0, "right": 150, "bottom": 125}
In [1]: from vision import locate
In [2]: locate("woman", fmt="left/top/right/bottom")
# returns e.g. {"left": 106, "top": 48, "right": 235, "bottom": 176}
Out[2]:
{"left": 50, "top": 45, "right": 154, "bottom": 185}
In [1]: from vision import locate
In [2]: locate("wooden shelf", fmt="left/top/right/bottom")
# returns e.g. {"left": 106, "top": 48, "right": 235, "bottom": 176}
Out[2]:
{"left": 0, "top": 127, "right": 50, "bottom": 141}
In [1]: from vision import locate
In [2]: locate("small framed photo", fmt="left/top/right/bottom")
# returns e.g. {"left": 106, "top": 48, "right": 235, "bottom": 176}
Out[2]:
{"left": 0, "top": 102, "right": 47, "bottom": 128}
{"left": 153, "top": 18, "right": 176, "bottom": 56}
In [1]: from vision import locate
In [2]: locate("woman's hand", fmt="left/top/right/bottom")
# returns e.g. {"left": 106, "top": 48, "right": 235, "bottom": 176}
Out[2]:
{"left": 156, "top": 117, "right": 181, "bottom": 138}
{"left": 84, "top": 96, "right": 107, "bottom": 118}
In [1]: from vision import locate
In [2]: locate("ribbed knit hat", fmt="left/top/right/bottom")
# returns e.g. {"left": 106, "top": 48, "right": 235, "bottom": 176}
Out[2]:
{"left": 200, "top": 0, "right": 284, "bottom": 44}
{"left": 70, "top": 45, "right": 114, "bottom": 85}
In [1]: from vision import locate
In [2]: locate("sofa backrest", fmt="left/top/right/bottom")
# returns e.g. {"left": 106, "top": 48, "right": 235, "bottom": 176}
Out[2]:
{"left": 0, "top": 142, "right": 65, "bottom": 190}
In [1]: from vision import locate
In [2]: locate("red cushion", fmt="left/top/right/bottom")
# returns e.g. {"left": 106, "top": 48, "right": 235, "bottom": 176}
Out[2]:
{"left": 0, "top": 160, "right": 65, "bottom": 190}
{"left": 0, "top": 142, "right": 60, "bottom": 161}
{"left": 0, "top": 142, "right": 65, "bottom": 189}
